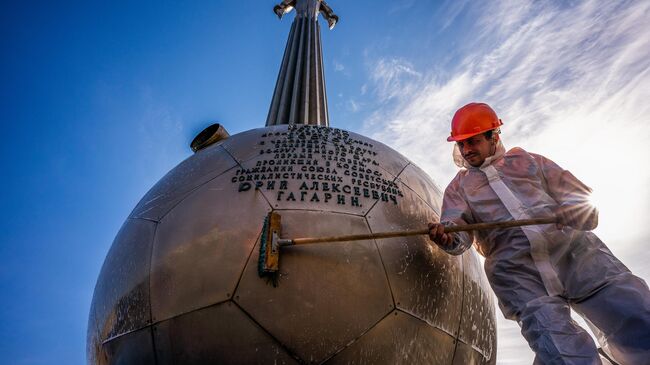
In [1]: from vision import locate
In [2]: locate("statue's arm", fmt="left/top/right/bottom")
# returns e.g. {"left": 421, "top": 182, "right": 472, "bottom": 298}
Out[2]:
{"left": 273, "top": 0, "right": 296, "bottom": 19}
{"left": 319, "top": 0, "right": 339, "bottom": 29}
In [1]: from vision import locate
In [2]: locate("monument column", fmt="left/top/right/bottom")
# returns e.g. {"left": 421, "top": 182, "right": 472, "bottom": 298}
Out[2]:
{"left": 266, "top": 0, "right": 338, "bottom": 127}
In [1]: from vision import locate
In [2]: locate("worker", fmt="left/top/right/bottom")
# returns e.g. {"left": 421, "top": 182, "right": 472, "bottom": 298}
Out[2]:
{"left": 428, "top": 102, "right": 650, "bottom": 364}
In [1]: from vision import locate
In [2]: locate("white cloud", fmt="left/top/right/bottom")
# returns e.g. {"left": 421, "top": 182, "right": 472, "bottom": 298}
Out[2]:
{"left": 436, "top": 0, "right": 471, "bottom": 31}
{"left": 333, "top": 60, "right": 345, "bottom": 72}
{"left": 387, "top": 0, "right": 416, "bottom": 15}
{"left": 348, "top": 99, "right": 360, "bottom": 112}
{"left": 362, "top": 0, "right": 650, "bottom": 362}
{"left": 369, "top": 57, "right": 422, "bottom": 102}
{"left": 134, "top": 86, "right": 186, "bottom": 181}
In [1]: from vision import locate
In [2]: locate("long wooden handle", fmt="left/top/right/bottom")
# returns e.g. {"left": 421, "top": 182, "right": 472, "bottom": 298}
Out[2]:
{"left": 279, "top": 217, "right": 557, "bottom": 246}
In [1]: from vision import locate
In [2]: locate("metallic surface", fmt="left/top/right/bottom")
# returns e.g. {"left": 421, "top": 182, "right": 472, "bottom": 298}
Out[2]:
{"left": 366, "top": 181, "right": 463, "bottom": 337}
{"left": 92, "top": 219, "right": 156, "bottom": 341}
{"left": 458, "top": 250, "right": 497, "bottom": 363}
{"left": 396, "top": 163, "right": 443, "bottom": 213}
{"left": 87, "top": 302, "right": 100, "bottom": 365}
{"left": 325, "top": 310, "right": 455, "bottom": 364}
{"left": 150, "top": 172, "right": 271, "bottom": 322}
{"left": 153, "top": 301, "right": 298, "bottom": 364}
{"left": 89, "top": 124, "right": 497, "bottom": 364}
{"left": 245, "top": 150, "right": 394, "bottom": 216}
{"left": 102, "top": 327, "right": 156, "bottom": 365}
{"left": 130, "top": 143, "right": 237, "bottom": 221}
{"left": 221, "top": 127, "right": 273, "bottom": 163}
{"left": 452, "top": 341, "right": 486, "bottom": 365}
{"left": 236, "top": 210, "right": 393, "bottom": 363}
{"left": 266, "top": 0, "right": 337, "bottom": 127}
{"left": 345, "top": 130, "right": 411, "bottom": 179}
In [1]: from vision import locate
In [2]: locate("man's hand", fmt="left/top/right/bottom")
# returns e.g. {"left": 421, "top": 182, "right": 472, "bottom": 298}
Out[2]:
{"left": 428, "top": 222, "right": 455, "bottom": 249}
{"left": 555, "top": 203, "right": 598, "bottom": 231}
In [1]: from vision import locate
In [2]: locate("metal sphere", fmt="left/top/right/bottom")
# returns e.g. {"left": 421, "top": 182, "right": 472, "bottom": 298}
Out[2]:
{"left": 88, "top": 124, "right": 496, "bottom": 364}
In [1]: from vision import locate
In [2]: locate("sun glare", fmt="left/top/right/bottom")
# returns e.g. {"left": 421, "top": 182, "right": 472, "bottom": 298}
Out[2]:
{"left": 587, "top": 189, "right": 601, "bottom": 211}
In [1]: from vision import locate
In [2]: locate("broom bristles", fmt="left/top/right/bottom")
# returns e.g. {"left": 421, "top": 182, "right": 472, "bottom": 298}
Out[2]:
{"left": 258, "top": 212, "right": 281, "bottom": 286}
{"left": 257, "top": 214, "right": 270, "bottom": 277}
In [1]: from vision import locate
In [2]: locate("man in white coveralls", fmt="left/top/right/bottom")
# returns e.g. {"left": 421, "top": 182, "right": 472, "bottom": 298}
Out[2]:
{"left": 427, "top": 102, "right": 650, "bottom": 364}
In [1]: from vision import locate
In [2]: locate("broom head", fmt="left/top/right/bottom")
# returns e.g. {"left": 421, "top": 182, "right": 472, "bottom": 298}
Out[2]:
{"left": 258, "top": 211, "right": 282, "bottom": 278}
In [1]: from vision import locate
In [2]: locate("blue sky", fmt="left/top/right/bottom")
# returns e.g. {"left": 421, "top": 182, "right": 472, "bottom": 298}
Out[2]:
{"left": 1, "top": 1, "right": 649, "bottom": 364}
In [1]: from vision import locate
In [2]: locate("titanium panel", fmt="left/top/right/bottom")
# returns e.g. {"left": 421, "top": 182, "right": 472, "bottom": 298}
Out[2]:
{"left": 102, "top": 326, "right": 156, "bottom": 365}
{"left": 325, "top": 310, "right": 455, "bottom": 365}
{"left": 397, "top": 163, "right": 443, "bottom": 213}
{"left": 93, "top": 218, "right": 156, "bottom": 342}
{"left": 480, "top": 256, "right": 497, "bottom": 365}
{"left": 452, "top": 340, "right": 484, "bottom": 365}
{"left": 130, "top": 144, "right": 238, "bottom": 221}
{"left": 230, "top": 125, "right": 407, "bottom": 217}
{"left": 235, "top": 210, "right": 394, "bottom": 363}
{"left": 344, "top": 130, "right": 410, "bottom": 179}
{"left": 153, "top": 301, "right": 298, "bottom": 365}
{"left": 458, "top": 251, "right": 496, "bottom": 362}
{"left": 150, "top": 173, "right": 272, "bottom": 322}
{"left": 221, "top": 126, "right": 289, "bottom": 163}
{"left": 366, "top": 181, "right": 463, "bottom": 336}
{"left": 87, "top": 301, "right": 100, "bottom": 365}
{"left": 238, "top": 154, "right": 392, "bottom": 217}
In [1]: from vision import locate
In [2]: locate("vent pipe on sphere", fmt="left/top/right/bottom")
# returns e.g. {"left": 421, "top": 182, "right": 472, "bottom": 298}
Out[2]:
{"left": 190, "top": 123, "right": 230, "bottom": 152}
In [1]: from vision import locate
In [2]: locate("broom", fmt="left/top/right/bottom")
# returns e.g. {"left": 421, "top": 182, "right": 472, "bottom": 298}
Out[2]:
{"left": 258, "top": 211, "right": 556, "bottom": 280}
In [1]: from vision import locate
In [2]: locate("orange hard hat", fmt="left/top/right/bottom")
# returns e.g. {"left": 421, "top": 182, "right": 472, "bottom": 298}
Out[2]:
{"left": 447, "top": 102, "right": 503, "bottom": 142}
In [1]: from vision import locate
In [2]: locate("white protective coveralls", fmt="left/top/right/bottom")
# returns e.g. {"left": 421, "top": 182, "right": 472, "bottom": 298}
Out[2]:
{"left": 441, "top": 141, "right": 650, "bottom": 365}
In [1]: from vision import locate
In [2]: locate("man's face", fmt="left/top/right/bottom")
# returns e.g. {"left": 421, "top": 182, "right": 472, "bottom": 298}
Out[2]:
{"left": 456, "top": 133, "right": 497, "bottom": 167}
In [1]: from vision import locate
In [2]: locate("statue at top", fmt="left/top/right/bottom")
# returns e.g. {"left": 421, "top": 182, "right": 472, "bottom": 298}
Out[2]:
{"left": 266, "top": 0, "right": 338, "bottom": 127}
{"left": 274, "top": 0, "right": 339, "bottom": 29}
